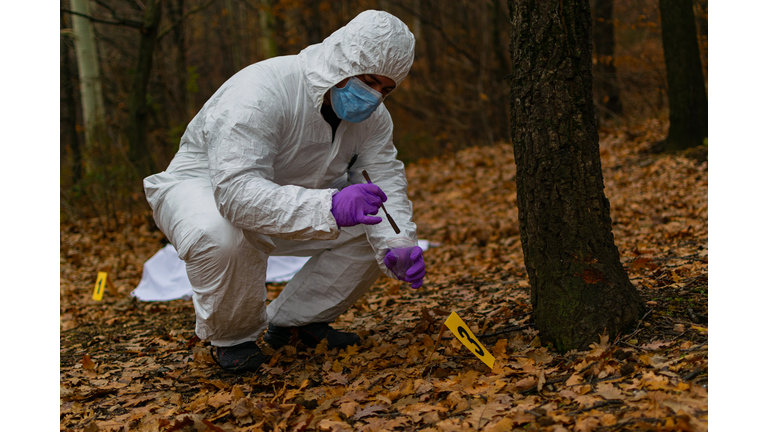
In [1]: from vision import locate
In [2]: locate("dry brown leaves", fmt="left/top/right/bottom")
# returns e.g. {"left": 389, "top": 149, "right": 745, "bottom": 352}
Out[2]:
{"left": 61, "top": 119, "right": 707, "bottom": 431}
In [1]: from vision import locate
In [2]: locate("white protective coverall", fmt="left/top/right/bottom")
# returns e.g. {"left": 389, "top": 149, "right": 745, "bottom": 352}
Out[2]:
{"left": 144, "top": 10, "right": 417, "bottom": 347}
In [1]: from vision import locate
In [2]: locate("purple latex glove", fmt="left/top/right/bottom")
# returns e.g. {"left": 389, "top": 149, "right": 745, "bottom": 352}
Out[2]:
{"left": 384, "top": 246, "right": 425, "bottom": 289}
{"left": 331, "top": 183, "right": 388, "bottom": 227}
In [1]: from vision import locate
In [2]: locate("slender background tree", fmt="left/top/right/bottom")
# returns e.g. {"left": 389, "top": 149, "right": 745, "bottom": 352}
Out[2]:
{"left": 658, "top": 0, "right": 708, "bottom": 151}
{"left": 69, "top": 0, "right": 106, "bottom": 174}
{"left": 126, "top": 0, "right": 163, "bottom": 178}
{"left": 592, "top": 0, "right": 623, "bottom": 122}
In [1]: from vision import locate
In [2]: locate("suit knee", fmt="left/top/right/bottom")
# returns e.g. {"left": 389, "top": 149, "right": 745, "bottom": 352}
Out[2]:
{"left": 177, "top": 216, "right": 242, "bottom": 263}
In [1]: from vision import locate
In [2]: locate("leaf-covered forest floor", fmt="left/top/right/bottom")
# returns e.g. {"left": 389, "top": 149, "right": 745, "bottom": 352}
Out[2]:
{"left": 60, "top": 119, "right": 708, "bottom": 432}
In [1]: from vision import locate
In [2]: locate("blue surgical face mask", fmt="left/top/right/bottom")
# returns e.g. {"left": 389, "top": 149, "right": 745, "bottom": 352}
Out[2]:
{"left": 329, "top": 77, "right": 384, "bottom": 123}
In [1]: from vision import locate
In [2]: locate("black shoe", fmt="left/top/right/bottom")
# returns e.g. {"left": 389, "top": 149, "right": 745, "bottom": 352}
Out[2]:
{"left": 263, "top": 323, "right": 293, "bottom": 349}
{"left": 264, "top": 322, "right": 360, "bottom": 350}
{"left": 213, "top": 341, "right": 266, "bottom": 372}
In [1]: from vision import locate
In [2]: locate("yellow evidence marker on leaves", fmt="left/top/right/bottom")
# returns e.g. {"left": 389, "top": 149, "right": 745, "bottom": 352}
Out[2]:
{"left": 92, "top": 272, "right": 115, "bottom": 301}
{"left": 444, "top": 311, "right": 495, "bottom": 369}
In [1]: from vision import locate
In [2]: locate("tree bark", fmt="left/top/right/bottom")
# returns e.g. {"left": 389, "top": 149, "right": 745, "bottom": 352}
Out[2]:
{"left": 127, "top": 0, "right": 162, "bottom": 178}
{"left": 411, "top": 0, "right": 421, "bottom": 40}
{"left": 659, "top": 0, "right": 708, "bottom": 151}
{"left": 70, "top": 0, "right": 106, "bottom": 172}
{"left": 259, "top": 0, "right": 278, "bottom": 59}
{"left": 508, "top": 0, "right": 643, "bottom": 351}
{"left": 491, "top": 0, "right": 512, "bottom": 142}
{"left": 167, "top": 0, "right": 191, "bottom": 119}
{"left": 301, "top": 0, "right": 323, "bottom": 46}
{"left": 224, "top": 0, "right": 243, "bottom": 71}
{"left": 61, "top": 12, "right": 83, "bottom": 184}
{"left": 592, "top": 0, "right": 622, "bottom": 119}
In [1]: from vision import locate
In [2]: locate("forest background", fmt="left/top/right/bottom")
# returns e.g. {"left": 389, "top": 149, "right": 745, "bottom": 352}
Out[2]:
{"left": 58, "top": 0, "right": 710, "bottom": 223}
{"left": 6, "top": 0, "right": 760, "bottom": 429}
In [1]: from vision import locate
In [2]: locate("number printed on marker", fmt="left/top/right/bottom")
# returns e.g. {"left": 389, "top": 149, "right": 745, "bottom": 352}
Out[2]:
{"left": 457, "top": 326, "right": 484, "bottom": 356}
{"left": 93, "top": 272, "right": 110, "bottom": 301}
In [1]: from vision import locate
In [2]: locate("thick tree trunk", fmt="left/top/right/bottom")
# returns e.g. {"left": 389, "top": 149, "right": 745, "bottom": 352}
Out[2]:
{"left": 127, "top": 0, "right": 162, "bottom": 178}
{"left": 659, "top": 0, "right": 708, "bottom": 151}
{"left": 70, "top": 0, "right": 106, "bottom": 172}
{"left": 592, "top": 0, "right": 622, "bottom": 119}
{"left": 508, "top": 0, "right": 643, "bottom": 351}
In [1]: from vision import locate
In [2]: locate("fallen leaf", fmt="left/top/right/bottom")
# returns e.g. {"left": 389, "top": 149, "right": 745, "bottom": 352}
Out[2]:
{"left": 192, "top": 346, "right": 215, "bottom": 365}
{"left": 200, "top": 378, "right": 228, "bottom": 390}
{"left": 231, "top": 398, "right": 252, "bottom": 418}
{"left": 207, "top": 390, "right": 231, "bottom": 409}
{"left": 485, "top": 417, "right": 515, "bottom": 432}
{"left": 566, "top": 374, "right": 584, "bottom": 387}
{"left": 413, "top": 379, "right": 434, "bottom": 395}
{"left": 359, "top": 417, "right": 409, "bottom": 432}
{"left": 507, "top": 409, "right": 537, "bottom": 426}
{"left": 314, "top": 339, "right": 329, "bottom": 355}
{"left": 640, "top": 340, "right": 672, "bottom": 350}
{"left": 630, "top": 258, "right": 650, "bottom": 271}
{"left": 399, "top": 402, "right": 448, "bottom": 421}
{"left": 529, "top": 335, "right": 541, "bottom": 348}
{"left": 513, "top": 376, "right": 536, "bottom": 391}
{"left": 325, "top": 372, "right": 348, "bottom": 386}
{"left": 317, "top": 419, "right": 353, "bottom": 432}
{"left": 289, "top": 413, "right": 313, "bottom": 432}
{"left": 492, "top": 338, "right": 507, "bottom": 357}
{"left": 600, "top": 413, "right": 618, "bottom": 426}
{"left": 338, "top": 390, "right": 367, "bottom": 404}
{"left": 339, "top": 401, "right": 359, "bottom": 418}
{"left": 353, "top": 403, "right": 389, "bottom": 420}
{"left": 594, "top": 383, "right": 623, "bottom": 400}
{"left": 574, "top": 395, "right": 600, "bottom": 408}
{"left": 82, "top": 354, "right": 96, "bottom": 370}
{"left": 231, "top": 385, "right": 245, "bottom": 401}
{"left": 589, "top": 332, "right": 611, "bottom": 353}
{"left": 574, "top": 416, "right": 600, "bottom": 432}
{"left": 529, "top": 348, "right": 553, "bottom": 365}
{"left": 466, "top": 402, "right": 509, "bottom": 428}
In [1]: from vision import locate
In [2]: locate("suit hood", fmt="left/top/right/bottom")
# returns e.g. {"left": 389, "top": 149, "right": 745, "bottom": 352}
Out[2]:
{"left": 298, "top": 10, "right": 416, "bottom": 111}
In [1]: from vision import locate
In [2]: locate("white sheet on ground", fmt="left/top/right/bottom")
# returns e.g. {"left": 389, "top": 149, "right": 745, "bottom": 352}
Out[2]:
{"left": 131, "top": 240, "right": 432, "bottom": 301}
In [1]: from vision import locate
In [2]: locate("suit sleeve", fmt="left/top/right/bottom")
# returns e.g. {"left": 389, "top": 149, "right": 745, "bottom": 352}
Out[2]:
{"left": 351, "top": 108, "right": 418, "bottom": 279}
{"left": 205, "top": 84, "right": 340, "bottom": 241}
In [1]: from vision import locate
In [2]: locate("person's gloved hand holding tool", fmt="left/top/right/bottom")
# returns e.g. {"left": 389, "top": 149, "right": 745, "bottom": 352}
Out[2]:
{"left": 331, "top": 183, "right": 388, "bottom": 226}
{"left": 384, "top": 238, "right": 425, "bottom": 288}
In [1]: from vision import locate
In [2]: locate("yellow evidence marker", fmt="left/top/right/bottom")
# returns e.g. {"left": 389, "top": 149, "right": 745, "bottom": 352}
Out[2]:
{"left": 444, "top": 311, "right": 495, "bottom": 369}
{"left": 92, "top": 272, "right": 115, "bottom": 301}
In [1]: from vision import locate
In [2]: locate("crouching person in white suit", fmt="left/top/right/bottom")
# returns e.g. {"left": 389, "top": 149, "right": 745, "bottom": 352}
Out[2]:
{"left": 143, "top": 10, "right": 426, "bottom": 372}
